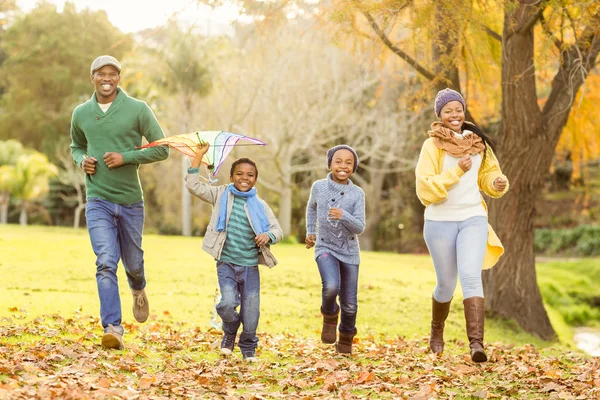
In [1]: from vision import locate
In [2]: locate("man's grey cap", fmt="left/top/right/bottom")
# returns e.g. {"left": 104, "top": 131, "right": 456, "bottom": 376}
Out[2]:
{"left": 90, "top": 55, "right": 121, "bottom": 75}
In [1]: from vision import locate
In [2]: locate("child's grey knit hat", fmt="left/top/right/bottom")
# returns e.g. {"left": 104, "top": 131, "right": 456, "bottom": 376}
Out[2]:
{"left": 434, "top": 88, "right": 466, "bottom": 117}
{"left": 327, "top": 145, "right": 359, "bottom": 173}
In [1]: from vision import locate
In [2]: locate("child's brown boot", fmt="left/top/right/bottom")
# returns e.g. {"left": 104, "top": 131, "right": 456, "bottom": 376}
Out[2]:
{"left": 335, "top": 328, "right": 357, "bottom": 354}
{"left": 321, "top": 307, "right": 339, "bottom": 344}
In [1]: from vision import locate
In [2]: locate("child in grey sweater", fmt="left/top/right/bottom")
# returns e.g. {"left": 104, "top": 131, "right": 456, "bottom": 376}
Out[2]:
{"left": 305, "top": 145, "right": 365, "bottom": 354}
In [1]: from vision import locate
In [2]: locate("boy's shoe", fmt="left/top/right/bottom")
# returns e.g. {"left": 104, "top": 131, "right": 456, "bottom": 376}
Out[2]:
{"left": 102, "top": 324, "right": 124, "bottom": 350}
{"left": 220, "top": 333, "right": 236, "bottom": 355}
{"left": 132, "top": 289, "right": 149, "bottom": 323}
{"left": 242, "top": 351, "right": 258, "bottom": 362}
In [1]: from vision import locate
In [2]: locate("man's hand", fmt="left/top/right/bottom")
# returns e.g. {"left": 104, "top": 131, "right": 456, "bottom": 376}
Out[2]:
{"left": 104, "top": 152, "right": 124, "bottom": 169}
{"left": 254, "top": 233, "right": 271, "bottom": 248}
{"left": 81, "top": 156, "right": 98, "bottom": 175}
{"left": 305, "top": 234, "right": 316, "bottom": 249}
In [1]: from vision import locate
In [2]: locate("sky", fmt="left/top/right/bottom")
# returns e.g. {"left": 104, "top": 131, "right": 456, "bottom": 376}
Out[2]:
{"left": 16, "top": 0, "right": 241, "bottom": 34}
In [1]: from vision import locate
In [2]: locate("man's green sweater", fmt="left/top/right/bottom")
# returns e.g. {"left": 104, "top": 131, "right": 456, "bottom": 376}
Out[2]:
{"left": 70, "top": 88, "right": 169, "bottom": 205}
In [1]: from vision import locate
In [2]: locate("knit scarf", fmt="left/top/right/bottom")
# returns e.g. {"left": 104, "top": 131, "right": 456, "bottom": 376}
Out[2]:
{"left": 216, "top": 184, "right": 270, "bottom": 233}
{"left": 428, "top": 121, "right": 485, "bottom": 157}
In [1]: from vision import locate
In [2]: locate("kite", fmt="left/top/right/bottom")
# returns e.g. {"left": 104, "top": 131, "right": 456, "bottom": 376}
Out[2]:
{"left": 140, "top": 131, "right": 266, "bottom": 181}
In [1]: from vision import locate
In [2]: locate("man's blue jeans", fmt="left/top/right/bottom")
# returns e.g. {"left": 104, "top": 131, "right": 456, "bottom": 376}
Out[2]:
{"left": 86, "top": 198, "right": 146, "bottom": 335}
{"left": 216, "top": 262, "right": 260, "bottom": 355}
{"left": 316, "top": 253, "right": 359, "bottom": 334}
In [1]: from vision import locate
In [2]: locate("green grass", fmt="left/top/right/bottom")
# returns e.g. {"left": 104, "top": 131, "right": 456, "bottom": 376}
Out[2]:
{"left": 0, "top": 224, "right": 591, "bottom": 351}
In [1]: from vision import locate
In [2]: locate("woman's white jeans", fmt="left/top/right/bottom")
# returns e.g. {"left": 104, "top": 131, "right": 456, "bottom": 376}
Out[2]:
{"left": 423, "top": 216, "right": 488, "bottom": 303}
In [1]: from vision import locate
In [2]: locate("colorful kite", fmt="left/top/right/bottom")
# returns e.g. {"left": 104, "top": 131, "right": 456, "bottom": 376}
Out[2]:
{"left": 140, "top": 131, "right": 266, "bottom": 178}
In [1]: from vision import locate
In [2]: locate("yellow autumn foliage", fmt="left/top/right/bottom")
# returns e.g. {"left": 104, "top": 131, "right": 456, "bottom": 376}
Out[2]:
{"left": 556, "top": 73, "right": 600, "bottom": 183}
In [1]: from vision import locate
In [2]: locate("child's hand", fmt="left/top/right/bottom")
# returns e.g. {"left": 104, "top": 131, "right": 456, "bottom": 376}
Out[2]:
{"left": 254, "top": 233, "right": 271, "bottom": 247}
{"left": 305, "top": 234, "right": 316, "bottom": 249}
{"left": 328, "top": 207, "right": 343, "bottom": 221}
{"left": 191, "top": 142, "right": 210, "bottom": 168}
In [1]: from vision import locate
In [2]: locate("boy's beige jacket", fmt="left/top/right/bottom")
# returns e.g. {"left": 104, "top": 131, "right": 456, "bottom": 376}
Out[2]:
{"left": 415, "top": 138, "right": 509, "bottom": 269}
{"left": 185, "top": 174, "right": 283, "bottom": 268}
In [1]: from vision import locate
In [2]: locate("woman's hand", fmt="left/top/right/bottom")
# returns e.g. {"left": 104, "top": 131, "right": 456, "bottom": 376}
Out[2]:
{"left": 493, "top": 177, "right": 507, "bottom": 192}
{"left": 191, "top": 142, "right": 210, "bottom": 168}
{"left": 305, "top": 234, "right": 316, "bottom": 249}
{"left": 458, "top": 154, "right": 472, "bottom": 172}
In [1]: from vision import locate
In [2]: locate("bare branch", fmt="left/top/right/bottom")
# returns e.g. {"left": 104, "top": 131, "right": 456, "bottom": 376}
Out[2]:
{"left": 543, "top": 11, "right": 600, "bottom": 122}
{"left": 483, "top": 26, "right": 502, "bottom": 42}
{"left": 517, "top": 0, "right": 549, "bottom": 34}
{"left": 360, "top": 9, "right": 436, "bottom": 81}
{"left": 540, "top": 13, "right": 563, "bottom": 50}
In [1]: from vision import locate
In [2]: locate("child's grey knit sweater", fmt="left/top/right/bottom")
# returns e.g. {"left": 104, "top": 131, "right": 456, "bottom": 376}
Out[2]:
{"left": 306, "top": 173, "right": 366, "bottom": 264}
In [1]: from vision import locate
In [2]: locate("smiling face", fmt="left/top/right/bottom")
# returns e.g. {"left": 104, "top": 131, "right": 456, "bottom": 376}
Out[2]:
{"left": 329, "top": 149, "right": 355, "bottom": 184}
{"left": 439, "top": 100, "right": 465, "bottom": 132}
{"left": 230, "top": 162, "right": 257, "bottom": 192}
{"left": 91, "top": 65, "right": 120, "bottom": 103}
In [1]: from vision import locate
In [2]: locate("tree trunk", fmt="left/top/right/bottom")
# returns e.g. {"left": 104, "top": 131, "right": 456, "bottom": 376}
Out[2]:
{"left": 181, "top": 156, "right": 192, "bottom": 236}
{"left": 0, "top": 194, "right": 8, "bottom": 224}
{"left": 278, "top": 173, "right": 292, "bottom": 237}
{"left": 73, "top": 203, "right": 85, "bottom": 228}
{"left": 19, "top": 204, "right": 28, "bottom": 226}
{"left": 483, "top": 1, "right": 556, "bottom": 341}
{"left": 484, "top": 1, "right": 600, "bottom": 340}
{"left": 360, "top": 173, "right": 384, "bottom": 251}
{"left": 180, "top": 111, "right": 192, "bottom": 236}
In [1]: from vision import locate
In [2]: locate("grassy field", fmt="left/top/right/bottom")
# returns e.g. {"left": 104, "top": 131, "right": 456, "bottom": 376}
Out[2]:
{"left": 0, "top": 224, "right": 577, "bottom": 348}
{"left": 1, "top": 224, "right": 599, "bottom": 399}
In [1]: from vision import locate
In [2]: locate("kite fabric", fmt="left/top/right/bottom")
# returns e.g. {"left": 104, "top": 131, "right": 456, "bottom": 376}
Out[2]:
{"left": 139, "top": 131, "right": 266, "bottom": 176}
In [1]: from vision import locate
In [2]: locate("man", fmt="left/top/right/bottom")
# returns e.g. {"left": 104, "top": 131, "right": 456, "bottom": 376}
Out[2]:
{"left": 70, "top": 55, "right": 169, "bottom": 349}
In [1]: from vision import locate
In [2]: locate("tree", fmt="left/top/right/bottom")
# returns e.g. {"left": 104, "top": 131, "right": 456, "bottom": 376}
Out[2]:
{"left": 337, "top": 0, "right": 600, "bottom": 339}
{"left": 54, "top": 147, "right": 86, "bottom": 228}
{"left": 196, "top": 22, "right": 412, "bottom": 238}
{"left": 0, "top": 2, "right": 132, "bottom": 158}
{"left": 9, "top": 151, "right": 57, "bottom": 225}
{"left": 124, "top": 22, "right": 215, "bottom": 236}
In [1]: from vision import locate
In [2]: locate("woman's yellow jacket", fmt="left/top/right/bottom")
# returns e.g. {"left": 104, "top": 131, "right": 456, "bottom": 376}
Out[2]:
{"left": 415, "top": 138, "right": 509, "bottom": 269}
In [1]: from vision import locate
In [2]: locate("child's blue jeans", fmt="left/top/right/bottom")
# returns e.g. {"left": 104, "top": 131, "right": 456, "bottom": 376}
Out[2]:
{"left": 216, "top": 261, "right": 260, "bottom": 355}
{"left": 316, "top": 253, "right": 359, "bottom": 334}
{"left": 423, "top": 216, "right": 488, "bottom": 303}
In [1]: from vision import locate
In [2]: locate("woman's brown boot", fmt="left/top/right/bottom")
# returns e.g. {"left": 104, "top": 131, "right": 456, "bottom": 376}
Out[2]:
{"left": 463, "top": 296, "right": 488, "bottom": 362}
{"left": 321, "top": 307, "right": 339, "bottom": 344}
{"left": 430, "top": 297, "right": 452, "bottom": 354}
{"left": 335, "top": 328, "right": 357, "bottom": 354}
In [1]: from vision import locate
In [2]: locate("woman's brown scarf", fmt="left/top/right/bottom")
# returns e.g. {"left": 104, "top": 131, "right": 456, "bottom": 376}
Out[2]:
{"left": 427, "top": 121, "right": 485, "bottom": 157}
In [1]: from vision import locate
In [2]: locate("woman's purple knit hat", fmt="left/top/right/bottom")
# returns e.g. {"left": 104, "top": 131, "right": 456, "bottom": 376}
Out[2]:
{"left": 327, "top": 145, "right": 359, "bottom": 173}
{"left": 434, "top": 88, "right": 466, "bottom": 116}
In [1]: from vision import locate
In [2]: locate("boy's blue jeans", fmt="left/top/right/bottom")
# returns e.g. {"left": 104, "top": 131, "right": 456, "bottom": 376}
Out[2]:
{"left": 86, "top": 198, "right": 146, "bottom": 336}
{"left": 216, "top": 262, "right": 260, "bottom": 355}
{"left": 316, "top": 253, "right": 359, "bottom": 334}
{"left": 423, "top": 216, "right": 488, "bottom": 303}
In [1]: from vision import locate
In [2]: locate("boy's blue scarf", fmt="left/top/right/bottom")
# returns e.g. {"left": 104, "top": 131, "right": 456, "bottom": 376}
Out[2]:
{"left": 216, "top": 184, "right": 270, "bottom": 233}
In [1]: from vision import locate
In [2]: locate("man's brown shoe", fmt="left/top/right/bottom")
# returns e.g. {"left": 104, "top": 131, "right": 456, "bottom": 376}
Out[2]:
{"left": 102, "top": 324, "right": 124, "bottom": 350}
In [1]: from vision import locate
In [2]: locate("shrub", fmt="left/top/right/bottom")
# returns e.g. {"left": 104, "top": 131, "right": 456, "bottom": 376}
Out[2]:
{"left": 535, "top": 225, "right": 600, "bottom": 256}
